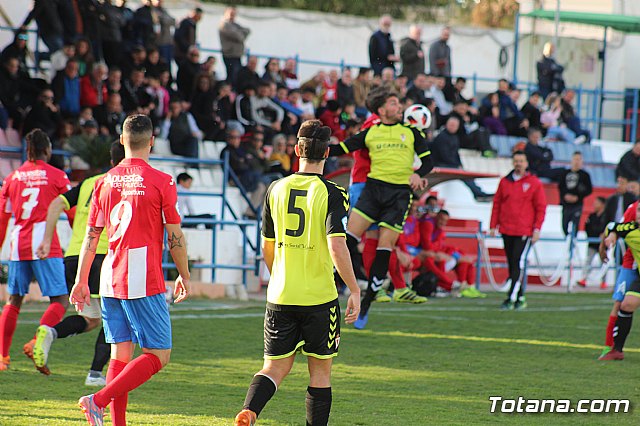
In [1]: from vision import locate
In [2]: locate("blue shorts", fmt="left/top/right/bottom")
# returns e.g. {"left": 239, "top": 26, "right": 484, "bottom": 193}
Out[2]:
{"left": 349, "top": 182, "right": 378, "bottom": 231}
{"left": 612, "top": 267, "right": 639, "bottom": 302}
{"left": 101, "top": 294, "right": 172, "bottom": 349}
{"left": 405, "top": 245, "right": 421, "bottom": 257}
{"left": 8, "top": 259, "right": 67, "bottom": 297}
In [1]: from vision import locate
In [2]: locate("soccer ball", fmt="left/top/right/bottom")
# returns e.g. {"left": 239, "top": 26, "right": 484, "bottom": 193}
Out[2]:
{"left": 404, "top": 104, "right": 432, "bottom": 130}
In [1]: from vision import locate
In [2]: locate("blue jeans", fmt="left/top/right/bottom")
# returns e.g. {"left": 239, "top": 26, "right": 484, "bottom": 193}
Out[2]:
{"left": 546, "top": 126, "right": 576, "bottom": 144}
{"left": 223, "top": 56, "right": 242, "bottom": 90}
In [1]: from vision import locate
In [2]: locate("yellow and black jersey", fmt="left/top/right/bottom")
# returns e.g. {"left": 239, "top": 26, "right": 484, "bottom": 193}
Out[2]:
{"left": 262, "top": 172, "right": 348, "bottom": 308}
{"left": 61, "top": 174, "right": 109, "bottom": 257}
{"left": 607, "top": 221, "right": 640, "bottom": 270}
{"left": 329, "top": 122, "right": 433, "bottom": 185}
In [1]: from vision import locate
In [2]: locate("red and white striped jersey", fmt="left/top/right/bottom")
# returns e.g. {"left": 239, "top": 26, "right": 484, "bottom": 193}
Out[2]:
{"left": 88, "top": 158, "right": 181, "bottom": 299}
{"left": 0, "top": 160, "right": 71, "bottom": 260}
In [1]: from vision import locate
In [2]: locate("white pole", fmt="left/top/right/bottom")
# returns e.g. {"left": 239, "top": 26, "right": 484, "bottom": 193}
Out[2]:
{"left": 553, "top": 0, "right": 561, "bottom": 51}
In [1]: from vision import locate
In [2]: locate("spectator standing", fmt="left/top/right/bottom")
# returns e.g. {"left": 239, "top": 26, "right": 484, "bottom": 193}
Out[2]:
{"left": 400, "top": 25, "right": 425, "bottom": 82}
{"left": 578, "top": 196, "right": 608, "bottom": 287}
{"left": 369, "top": 15, "right": 398, "bottom": 76}
{"left": 558, "top": 152, "right": 592, "bottom": 236}
{"left": 490, "top": 151, "right": 547, "bottom": 310}
{"left": 77, "top": 0, "right": 102, "bottom": 61}
{"left": 604, "top": 176, "right": 636, "bottom": 224}
{"left": 21, "top": 0, "right": 64, "bottom": 53}
{"left": 337, "top": 68, "right": 355, "bottom": 107}
{"left": 174, "top": 7, "right": 202, "bottom": 64}
{"left": 524, "top": 128, "right": 554, "bottom": 179}
{"left": 98, "top": 0, "right": 125, "bottom": 68}
{"left": 159, "top": 98, "right": 202, "bottom": 159}
{"left": 176, "top": 46, "right": 201, "bottom": 101}
{"left": 52, "top": 58, "right": 81, "bottom": 117}
{"left": 153, "top": 0, "right": 176, "bottom": 69}
{"left": 616, "top": 141, "right": 640, "bottom": 181}
{"left": 219, "top": 6, "right": 250, "bottom": 90}
{"left": 133, "top": 0, "right": 156, "bottom": 48}
{"left": 537, "top": 42, "right": 565, "bottom": 99}
{"left": 429, "top": 26, "right": 451, "bottom": 77}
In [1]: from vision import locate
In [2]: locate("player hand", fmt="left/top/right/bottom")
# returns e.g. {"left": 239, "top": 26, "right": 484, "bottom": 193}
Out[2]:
{"left": 173, "top": 275, "right": 190, "bottom": 304}
{"left": 409, "top": 173, "right": 428, "bottom": 191}
{"left": 599, "top": 240, "right": 609, "bottom": 263}
{"left": 69, "top": 282, "right": 91, "bottom": 313}
{"left": 35, "top": 240, "right": 51, "bottom": 260}
{"left": 603, "top": 233, "right": 617, "bottom": 250}
{"left": 345, "top": 292, "right": 360, "bottom": 324}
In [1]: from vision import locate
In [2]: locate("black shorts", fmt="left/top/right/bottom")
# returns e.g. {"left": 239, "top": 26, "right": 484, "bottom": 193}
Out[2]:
{"left": 64, "top": 254, "right": 105, "bottom": 295}
{"left": 264, "top": 299, "right": 341, "bottom": 360}
{"left": 626, "top": 278, "right": 640, "bottom": 298}
{"left": 353, "top": 178, "right": 412, "bottom": 233}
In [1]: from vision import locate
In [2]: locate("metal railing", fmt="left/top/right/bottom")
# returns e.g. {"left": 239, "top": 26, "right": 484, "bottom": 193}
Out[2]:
{"left": 0, "top": 144, "right": 261, "bottom": 286}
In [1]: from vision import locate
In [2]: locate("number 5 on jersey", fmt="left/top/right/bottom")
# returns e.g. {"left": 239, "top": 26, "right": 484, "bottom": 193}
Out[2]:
{"left": 286, "top": 189, "right": 307, "bottom": 237}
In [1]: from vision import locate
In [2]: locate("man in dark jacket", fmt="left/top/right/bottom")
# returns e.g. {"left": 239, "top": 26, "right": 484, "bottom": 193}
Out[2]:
{"left": 536, "top": 42, "right": 565, "bottom": 99}
{"left": 159, "top": 97, "right": 202, "bottom": 158}
{"left": 176, "top": 45, "right": 201, "bottom": 100}
{"left": 369, "top": 15, "right": 398, "bottom": 76}
{"left": 22, "top": 0, "right": 64, "bottom": 53}
{"left": 429, "top": 26, "right": 451, "bottom": 77}
{"left": 616, "top": 141, "right": 640, "bottom": 181}
{"left": 524, "top": 128, "right": 555, "bottom": 179}
{"left": 52, "top": 58, "right": 81, "bottom": 117}
{"left": 400, "top": 25, "right": 424, "bottom": 82}
{"left": 174, "top": 7, "right": 202, "bottom": 64}
{"left": 431, "top": 116, "right": 492, "bottom": 201}
{"left": 578, "top": 196, "right": 608, "bottom": 287}
{"left": 604, "top": 176, "right": 637, "bottom": 224}
{"left": 236, "top": 55, "right": 260, "bottom": 94}
{"left": 520, "top": 91, "right": 542, "bottom": 131}
{"left": 558, "top": 152, "right": 593, "bottom": 235}
{"left": 23, "top": 88, "right": 62, "bottom": 140}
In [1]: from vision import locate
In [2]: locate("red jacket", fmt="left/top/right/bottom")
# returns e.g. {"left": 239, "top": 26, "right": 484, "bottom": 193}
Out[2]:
{"left": 80, "top": 75, "right": 108, "bottom": 108}
{"left": 419, "top": 218, "right": 446, "bottom": 251}
{"left": 490, "top": 171, "right": 547, "bottom": 237}
{"left": 319, "top": 109, "right": 344, "bottom": 141}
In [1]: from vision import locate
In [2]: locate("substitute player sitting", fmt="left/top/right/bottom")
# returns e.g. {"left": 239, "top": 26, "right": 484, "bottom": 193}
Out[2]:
{"left": 234, "top": 120, "right": 360, "bottom": 426}
{"left": 0, "top": 129, "right": 71, "bottom": 373}
{"left": 71, "top": 115, "right": 190, "bottom": 426}
{"left": 328, "top": 87, "right": 433, "bottom": 329}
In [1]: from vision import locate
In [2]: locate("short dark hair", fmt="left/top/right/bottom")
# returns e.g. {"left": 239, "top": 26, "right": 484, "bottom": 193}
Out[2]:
{"left": 366, "top": 86, "right": 397, "bottom": 115}
{"left": 528, "top": 127, "right": 542, "bottom": 137}
{"left": 439, "top": 209, "right": 450, "bottom": 217}
{"left": 345, "top": 119, "right": 361, "bottom": 129}
{"left": 596, "top": 196, "right": 606, "bottom": 204}
{"left": 530, "top": 91, "right": 541, "bottom": 98}
{"left": 194, "top": 7, "right": 203, "bottom": 14}
{"left": 326, "top": 100, "right": 340, "bottom": 112}
{"left": 455, "top": 77, "right": 466, "bottom": 84}
{"left": 122, "top": 114, "right": 153, "bottom": 150}
{"left": 177, "top": 172, "right": 193, "bottom": 183}
{"left": 297, "top": 120, "right": 331, "bottom": 162}
{"left": 110, "top": 141, "right": 126, "bottom": 166}
{"left": 512, "top": 150, "right": 526, "bottom": 158}
{"left": 572, "top": 151, "right": 583, "bottom": 157}
{"left": 426, "top": 195, "right": 438, "bottom": 204}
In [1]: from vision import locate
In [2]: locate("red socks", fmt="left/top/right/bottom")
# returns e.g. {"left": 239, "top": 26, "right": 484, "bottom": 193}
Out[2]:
{"left": 388, "top": 251, "right": 405, "bottom": 290}
{"left": 93, "top": 353, "right": 163, "bottom": 408}
{"left": 362, "top": 238, "right": 377, "bottom": 275}
{"left": 40, "top": 302, "right": 67, "bottom": 327}
{"left": 606, "top": 315, "right": 617, "bottom": 347}
{"left": 0, "top": 305, "right": 20, "bottom": 357}
{"left": 106, "top": 359, "right": 129, "bottom": 426}
{"left": 423, "top": 258, "right": 453, "bottom": 290}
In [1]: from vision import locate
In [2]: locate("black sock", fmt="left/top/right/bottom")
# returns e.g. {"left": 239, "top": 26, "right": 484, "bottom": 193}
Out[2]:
{"left": 243, "top": 373, "right": 277, "bottom": 417}
{"left": 613, "top": 309, "right": 634, "bottom": 352}
{"left": 53, "top": 315, "right": 88, "bottom": 338}
{"left": 90, "top": 328, "right": 111, "bottom": 372}
{"left": 306, "top": 386, "right": 332, "bottom": 426}
{"left": 346, "top": 232, "right": 364, "bottom": 279}
{"left": 361, "top": 248, "right": 392, "bottom": 316}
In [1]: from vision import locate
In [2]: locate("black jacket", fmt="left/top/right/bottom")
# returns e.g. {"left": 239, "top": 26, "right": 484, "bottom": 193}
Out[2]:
{"left": 176, "top": 60, "right": 201, "bottom": 100}
{"left": 235, "top": 67, "right": 260, "bottom": 94}
{"left": 525, "top": 143, "right": 553, "bottom": 175}
{"left": 430, "top": 130, "right": 462, "bottom": 168}
{"left": 558, "top": 168, "right": 592, "bottom": 206}
{"left": 521, "top": 102, "right": 542, "bottom": 131}
{"left": 585, "top": 211, "right": 607, "bottom": 249}
{"left": 369, "top": 30, "right": 395, "bottom": 75}
{"left": 604, "top": 192, "right": 637, "bottom": 224}
{"left": 337, "top": 79, "right": 354, "bottom": 107}
{"left": 23, "top": 0, "right": 63, "bottom": 38}
{"left": 616, "top": 150, "right": 640, "bottom": 181}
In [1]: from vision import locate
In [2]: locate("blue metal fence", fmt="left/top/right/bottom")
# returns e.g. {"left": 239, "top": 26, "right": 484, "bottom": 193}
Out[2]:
{"left": 0, "top": 145, "right": 261, "bottom": 286}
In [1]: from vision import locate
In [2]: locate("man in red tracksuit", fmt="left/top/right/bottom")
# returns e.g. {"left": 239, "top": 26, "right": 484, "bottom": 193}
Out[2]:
{"left": 490, "top": 150, "right": 547, "bottom": 310}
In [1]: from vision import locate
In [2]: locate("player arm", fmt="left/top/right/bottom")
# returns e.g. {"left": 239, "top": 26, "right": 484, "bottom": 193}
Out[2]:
{"left": 413, "top": 129, "right": 434, "bottom": 177}
{"left": 328, "top": 237, "right": 359, "bottom": 296}
{"left": 261, "top": 182, "right": 276, "bottom": 273}
{"left": 165, "top": 223, "right": 190, "bottom": 281}
{"left": 37, "top": 196, "right": 69, "bottom": 259}
{"left": 262, "top": 239, "right": 275, "bottom": 273}
{"left": 75, "top": 225, "right": 104, "bottom": 285}
{"left": 0, "top": 210, "right": 10, "bottom": 247}
{"left": 327, "top": 129, "right": 367, "bottom": 157}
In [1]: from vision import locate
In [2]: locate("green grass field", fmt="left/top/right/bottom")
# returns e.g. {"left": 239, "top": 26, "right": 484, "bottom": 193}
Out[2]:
{"left": 1, "top": 292, "right": 638, "bottom": 425}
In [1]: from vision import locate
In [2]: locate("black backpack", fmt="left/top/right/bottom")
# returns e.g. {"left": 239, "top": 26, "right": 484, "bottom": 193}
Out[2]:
{"left": 411, "top": 272, "right": 438, "bottom": 297}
